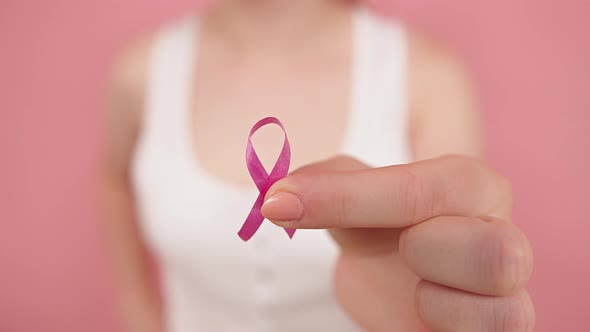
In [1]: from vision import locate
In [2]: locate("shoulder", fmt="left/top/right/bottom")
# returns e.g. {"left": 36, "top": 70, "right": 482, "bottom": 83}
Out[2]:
{"left": 108, "top": 33, "right": 153, "bottom": 116}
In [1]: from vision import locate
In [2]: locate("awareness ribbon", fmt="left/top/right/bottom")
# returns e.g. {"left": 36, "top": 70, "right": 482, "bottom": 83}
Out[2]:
{"left": 238, "top": 117, "right": 296, "bottom": 241}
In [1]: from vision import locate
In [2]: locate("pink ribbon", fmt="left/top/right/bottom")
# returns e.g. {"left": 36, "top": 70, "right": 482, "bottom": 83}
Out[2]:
{"left": 238, "top": 117, "right": 295, "bottom": 241}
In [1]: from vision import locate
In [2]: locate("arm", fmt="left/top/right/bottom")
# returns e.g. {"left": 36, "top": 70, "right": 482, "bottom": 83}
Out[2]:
{"left": 99, "top": 36, "right": 164, "bottom": 332}
{"left": 260, "top": 34, "right": 534, "bottom": 331}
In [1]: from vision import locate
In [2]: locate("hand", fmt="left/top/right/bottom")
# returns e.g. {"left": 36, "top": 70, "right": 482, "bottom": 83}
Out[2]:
{"left": 261, "top": 155, "right": 534, "bottom": 332}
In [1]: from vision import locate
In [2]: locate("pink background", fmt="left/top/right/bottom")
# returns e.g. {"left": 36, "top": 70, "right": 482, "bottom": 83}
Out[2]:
{"left": 1, "top": 0, "right": 588, "bottom": 331}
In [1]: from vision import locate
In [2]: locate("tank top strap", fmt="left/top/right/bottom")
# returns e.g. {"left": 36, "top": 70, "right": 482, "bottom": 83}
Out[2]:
{"left": 344, "top": 6, "right": 410, "bottom": 166}
{"left": 140, "top": 14, "right": 199, "bottom": 169}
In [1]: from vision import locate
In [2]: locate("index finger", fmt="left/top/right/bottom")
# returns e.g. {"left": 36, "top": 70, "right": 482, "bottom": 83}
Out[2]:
{"left": 261, "top": 155, "right": 511, "bottom": 229}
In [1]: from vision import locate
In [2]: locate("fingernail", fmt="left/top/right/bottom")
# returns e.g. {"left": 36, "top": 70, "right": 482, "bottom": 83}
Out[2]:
{"left": 261, "top": 192, "right": 304, "bottom": 222}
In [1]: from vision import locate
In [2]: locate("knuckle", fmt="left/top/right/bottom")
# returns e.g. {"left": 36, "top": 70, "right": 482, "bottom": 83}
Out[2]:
{"left": 332, "top": 184, "right": 354, "bottom": 227}
{"left": 491, "top": 293, "right": 535, "bottom": 332}
{"left": 400, "top": 167, "right": 437, "bottom": 223}
{"left": 483, "top": 225, "right": 533, "bottom": 295}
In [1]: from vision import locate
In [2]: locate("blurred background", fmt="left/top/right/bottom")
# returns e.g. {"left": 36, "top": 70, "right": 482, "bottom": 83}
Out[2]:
{"left": 1, "top": 0, "right": 588, "bottom": 331}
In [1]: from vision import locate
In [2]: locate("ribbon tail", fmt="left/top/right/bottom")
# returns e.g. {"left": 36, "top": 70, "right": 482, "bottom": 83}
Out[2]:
{"left": 238, "top": 194, "right": 265, "bottom": 241}
{"left": 284, "top": 228, "right": 296, "bottom": 239}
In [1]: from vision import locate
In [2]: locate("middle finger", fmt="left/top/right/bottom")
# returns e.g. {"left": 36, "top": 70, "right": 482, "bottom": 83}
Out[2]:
{"left": 399, "top": 216, "right": 533, "bottom": 296}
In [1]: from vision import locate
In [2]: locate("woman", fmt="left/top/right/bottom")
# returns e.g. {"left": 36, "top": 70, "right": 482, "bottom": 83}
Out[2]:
{"left": 101, "top": 0, "right": 535, "bottom": 331}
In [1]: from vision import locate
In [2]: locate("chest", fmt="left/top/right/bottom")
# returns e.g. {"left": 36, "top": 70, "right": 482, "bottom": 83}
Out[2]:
{"left": 190, "top": 44, "right": 353, "bottom": 187}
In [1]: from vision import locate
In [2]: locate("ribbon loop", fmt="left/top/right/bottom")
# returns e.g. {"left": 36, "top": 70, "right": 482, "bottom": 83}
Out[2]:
{"left": 238, "top": 117, "right": 295, "bottom": 241}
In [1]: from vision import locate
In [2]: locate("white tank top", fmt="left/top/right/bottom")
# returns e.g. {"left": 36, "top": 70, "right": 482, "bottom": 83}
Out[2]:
{"left": 132, "top": 6, "right": 409, "bottom": 332}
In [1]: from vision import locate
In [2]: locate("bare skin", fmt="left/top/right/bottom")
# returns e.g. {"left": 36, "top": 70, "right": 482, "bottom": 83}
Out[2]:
{"left": 100, "top": 0, "right": 534, "bottom": 331}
